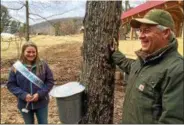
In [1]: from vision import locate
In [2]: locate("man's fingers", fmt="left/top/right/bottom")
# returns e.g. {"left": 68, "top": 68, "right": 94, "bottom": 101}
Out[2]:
{"left": 109, "top": 37, "right": 119, "bottom": 52}
{"left": 113, "top": 38, "right": 118, "bottom": 51}
{"left": 112, "top": 38, "right": 115, "bottom": 49}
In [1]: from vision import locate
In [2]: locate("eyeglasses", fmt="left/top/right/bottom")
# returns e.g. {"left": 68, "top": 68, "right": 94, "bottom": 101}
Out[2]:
{"left": 137, "top": 28, "right": 152, "bottom": 34}
{"left": 136, "top": 25, "right": 169, "bottom": 35}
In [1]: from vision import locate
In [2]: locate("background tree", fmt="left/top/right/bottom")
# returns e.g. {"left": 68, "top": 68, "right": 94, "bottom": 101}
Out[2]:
{"left": 10, "top": 20, "right": 21, "bottom": 34}
{"left": 119, "top": 1, "right": 131, "bottom": 40}
{"left": 80, "top": 1, "right": 122, "bottom": 123}
{"left": 19, "top": 23, "right": 26, "bottom": 36}
{"left": 54, "top": 22, "right": 61, "bottom": 36}
{"left": 59, "top": 19, "right": 79, "bottom": 35}
{"left": 0, "top": 5, "right": 11, "bottom": 33}
{"left": 25, "top": 0, "right": 29, "bottom": 41}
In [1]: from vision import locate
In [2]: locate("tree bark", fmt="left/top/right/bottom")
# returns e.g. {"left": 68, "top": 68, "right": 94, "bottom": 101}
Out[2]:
{"left": 80, "top": 1, "right": 122, "bottom": 124}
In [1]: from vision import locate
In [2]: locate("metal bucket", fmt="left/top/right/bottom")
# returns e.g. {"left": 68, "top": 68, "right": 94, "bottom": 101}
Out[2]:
{"left": 49, "top": 82, "right": 85, "bottom": 124}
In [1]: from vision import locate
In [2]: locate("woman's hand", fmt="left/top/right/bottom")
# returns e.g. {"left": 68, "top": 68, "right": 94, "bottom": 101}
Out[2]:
{"left": 25, "top": 94, "right": 33, "bottom": 102}
{"left": 30, "top": 93, "right": 39, "bottom": 102}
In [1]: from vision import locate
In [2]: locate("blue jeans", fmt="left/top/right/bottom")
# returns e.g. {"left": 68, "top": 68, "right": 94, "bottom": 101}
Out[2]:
{"left": 19, "top": 106, "right": 48, "bottom": 124}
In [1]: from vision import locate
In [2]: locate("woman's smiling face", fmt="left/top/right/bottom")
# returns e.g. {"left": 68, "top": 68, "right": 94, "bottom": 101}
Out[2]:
{"left": 24, "top": 46, "right": 37, "bottom": 64}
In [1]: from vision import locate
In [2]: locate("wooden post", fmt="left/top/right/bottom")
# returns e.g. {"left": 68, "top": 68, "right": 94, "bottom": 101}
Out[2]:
{"left": 182, "top": 23, "right": 184, "bottom": 38}
{"left": 130, "top": 27, "right": 133, "bottom": 40}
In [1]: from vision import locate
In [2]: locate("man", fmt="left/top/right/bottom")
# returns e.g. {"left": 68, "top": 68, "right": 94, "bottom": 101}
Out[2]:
{"left": 111, "top": 9, "right": 184, "bottom": 123}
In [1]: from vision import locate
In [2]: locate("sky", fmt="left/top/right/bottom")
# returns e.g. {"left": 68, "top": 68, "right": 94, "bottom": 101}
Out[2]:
{"left": 1, "top": 0, "right": 145, "bottom": 25}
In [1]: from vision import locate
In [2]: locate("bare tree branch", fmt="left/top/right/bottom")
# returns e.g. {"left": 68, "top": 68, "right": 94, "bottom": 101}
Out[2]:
{"left": 7, "top": 5, "right": 25, "bottom": 10}
{"left": 29, "top": 13, "right": 55, "bottom": 27}
{"left": 33, "top": 6, "right": 81, "bottom": 21}
{"left": 17, "top": 0, "right": 25, "bottom": 5}
{"left": 10, "top": 16, "right": 24, "bottom": 23}
{"left": 29, "top": 1, "right": 51, "bottom": 12}
{"left": 29, "top": 16, "right": 36, "bottom": 22}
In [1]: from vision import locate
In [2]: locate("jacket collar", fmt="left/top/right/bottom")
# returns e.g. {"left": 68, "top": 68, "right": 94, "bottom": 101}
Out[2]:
{"left": 135, "top": 38, "right": 178, "bottom": 64}
{"left": 24, "top": 64, "right": 36, "bottom": 69}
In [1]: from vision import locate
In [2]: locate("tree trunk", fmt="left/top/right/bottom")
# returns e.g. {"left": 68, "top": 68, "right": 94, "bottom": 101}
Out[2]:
{"left": 80, "top": 1, "right": 122, "bottom": 124}
{"left": 26, "top": 0, "right": 29, "bottom": 41}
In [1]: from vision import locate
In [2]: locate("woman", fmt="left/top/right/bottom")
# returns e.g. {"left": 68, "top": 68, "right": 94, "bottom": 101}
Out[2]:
{"left": 7, "top": 41, "right": 54, "bottom": 124}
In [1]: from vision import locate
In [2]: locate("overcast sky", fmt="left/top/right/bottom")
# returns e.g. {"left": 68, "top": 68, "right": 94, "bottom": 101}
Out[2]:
{"left": 1, "top": 0, "right": 145, "bottom": 25}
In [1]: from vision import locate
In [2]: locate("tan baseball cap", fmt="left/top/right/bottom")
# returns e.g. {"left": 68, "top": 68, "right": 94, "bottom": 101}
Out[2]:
{"left": 130, "top": 9, "right": 175, "bottom": 30}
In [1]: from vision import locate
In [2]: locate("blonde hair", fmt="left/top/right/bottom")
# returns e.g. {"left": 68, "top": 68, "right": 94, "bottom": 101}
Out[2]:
{"left": 20, "top": 41, "right": 44, "bottom": 75}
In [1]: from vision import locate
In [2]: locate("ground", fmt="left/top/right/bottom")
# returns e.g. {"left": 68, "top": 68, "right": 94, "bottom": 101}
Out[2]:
{"left": 1, "top": 41, "right": 124, "bottom": 124}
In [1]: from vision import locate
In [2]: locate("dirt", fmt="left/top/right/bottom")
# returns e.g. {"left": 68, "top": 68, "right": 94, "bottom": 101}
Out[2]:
{"left": 1, "top": 42, "right": 124, "bottom": 124}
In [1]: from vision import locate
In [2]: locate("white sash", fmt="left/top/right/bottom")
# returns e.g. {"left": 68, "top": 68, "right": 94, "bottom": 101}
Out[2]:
{"left": 13, "top": 60, "right": 44, "bottom": 88}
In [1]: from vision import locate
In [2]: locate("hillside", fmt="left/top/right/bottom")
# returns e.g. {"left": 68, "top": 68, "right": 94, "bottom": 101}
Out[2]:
{"left": 30, "top": 17, "right": 83, "bottom": 35}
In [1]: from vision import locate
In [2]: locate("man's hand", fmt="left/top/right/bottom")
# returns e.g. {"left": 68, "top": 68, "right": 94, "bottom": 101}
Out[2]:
{"left": 110, "top": 38, "right": 119, "bottom": 52}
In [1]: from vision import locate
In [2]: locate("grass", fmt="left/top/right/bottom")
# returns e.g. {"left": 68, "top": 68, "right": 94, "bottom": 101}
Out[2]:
{"left": 1, "top": 34, "right": 83, "bottom": 60}
{"left": 1, "top": 73, "right": 9, "bottom": 82}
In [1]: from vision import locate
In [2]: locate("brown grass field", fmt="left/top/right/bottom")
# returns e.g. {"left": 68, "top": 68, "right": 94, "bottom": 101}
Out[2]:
{"left": 1, "top": 34, "right": 183, "bottom": 60}
{"left": 1, "top": 34, "right": 83, "bottom": 60}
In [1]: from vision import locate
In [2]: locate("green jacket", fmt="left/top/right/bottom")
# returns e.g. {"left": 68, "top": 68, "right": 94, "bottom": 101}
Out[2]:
{"left": 112, "top": 38, "right": 184, "bottom": 124}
